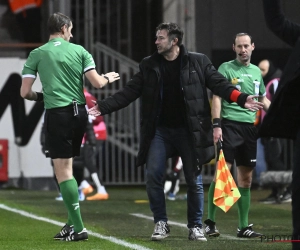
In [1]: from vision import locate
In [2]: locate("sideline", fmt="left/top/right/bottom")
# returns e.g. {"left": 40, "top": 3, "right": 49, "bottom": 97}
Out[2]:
{"left": 0, "top": 203, "right": 152, "bottom": 250}
{"left": 130, "top": 213, "right": 244, "bottom": 240}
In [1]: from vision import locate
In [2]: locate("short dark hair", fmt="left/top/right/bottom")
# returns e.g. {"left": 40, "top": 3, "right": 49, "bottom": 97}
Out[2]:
{"left": 156, "top": 22, "right": 184, "bottom": 46}
{"left": 48, "top": 12, "right": 72, "bottom": 35}
{"left": 233, "top": 33, "right": 253, "bottom": 45}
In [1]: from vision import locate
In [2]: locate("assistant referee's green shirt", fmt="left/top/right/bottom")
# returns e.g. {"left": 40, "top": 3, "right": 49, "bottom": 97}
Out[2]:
{"left": 22, "top": 37, "right": 96, "bottom": 109}
{"left": 218, "top": 59, "right": 266, "bottom": 123}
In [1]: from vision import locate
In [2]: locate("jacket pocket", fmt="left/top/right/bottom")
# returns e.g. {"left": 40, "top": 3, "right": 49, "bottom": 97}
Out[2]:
{"left": 196, "top": 116, "right": 214, "bottom": 147}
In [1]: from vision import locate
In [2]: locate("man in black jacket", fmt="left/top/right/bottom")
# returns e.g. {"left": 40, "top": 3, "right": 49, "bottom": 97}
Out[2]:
{"left": 260, "top": 1, "right": 300, "bottom": 249}
{"left": 89, "top": 22, "right": 263, "bottom": 241}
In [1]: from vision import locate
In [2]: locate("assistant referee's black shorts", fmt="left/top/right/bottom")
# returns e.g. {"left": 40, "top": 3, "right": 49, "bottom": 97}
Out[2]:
{"left": 221, "top": 118, "right": 257, "bottom": 168}
{"left": 44, "top": 104, "right": 88, "bottom": 159}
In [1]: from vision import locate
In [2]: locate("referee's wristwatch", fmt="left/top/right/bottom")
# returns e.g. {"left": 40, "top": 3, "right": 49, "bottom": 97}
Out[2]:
{"left": 103, "top": 75, "right": 109, "bottom": 84}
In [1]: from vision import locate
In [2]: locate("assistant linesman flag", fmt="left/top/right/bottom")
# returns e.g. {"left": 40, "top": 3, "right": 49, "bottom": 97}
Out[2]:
{"left": 213, "top": 148, "right": 241, "bottom": 212}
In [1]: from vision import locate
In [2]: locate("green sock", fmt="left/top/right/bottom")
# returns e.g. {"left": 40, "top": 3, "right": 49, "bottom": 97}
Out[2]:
{"left": 207, "top": 181, "right": 217, "bottom": 222}
{"left": 67, "top": 213, "right": 72, "bottom": 226}
{"left": 237, "top": 187, "right": 250, "bottom": 229}
{"left": 60, "top": 177, "right": 84, "bottom": 232}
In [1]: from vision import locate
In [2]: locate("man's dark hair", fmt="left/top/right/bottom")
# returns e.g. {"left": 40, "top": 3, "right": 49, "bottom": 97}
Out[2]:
{"left": 233, "top": 33, "right": 253, "bottom": 45}
{"left": 156, "top": 22, "right": 184, "bottom": 46}
{"left": 48, "top": 12, "right": 72, "bottom": 35}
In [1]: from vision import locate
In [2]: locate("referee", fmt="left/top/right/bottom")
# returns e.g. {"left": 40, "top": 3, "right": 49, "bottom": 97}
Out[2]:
{"left": 20, "top": 12, "right": 119, "bottom": 241}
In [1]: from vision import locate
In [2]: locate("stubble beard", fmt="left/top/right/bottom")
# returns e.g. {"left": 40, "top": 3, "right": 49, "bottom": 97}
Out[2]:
{"left": 158, "top": 43, "right": 173, "bottom": 56}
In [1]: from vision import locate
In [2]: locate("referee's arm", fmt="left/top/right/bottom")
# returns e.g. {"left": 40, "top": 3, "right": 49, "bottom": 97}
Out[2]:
{"left": 85, "top": 69, "right": 120, "bottom": 88}
{"left": 20, "top": 77, "right": 40, "bottom": 101}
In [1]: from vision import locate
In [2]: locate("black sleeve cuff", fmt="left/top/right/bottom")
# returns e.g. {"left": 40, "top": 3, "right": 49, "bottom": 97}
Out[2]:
{"left": 237, "top": 93, "right": 249, "bottom": 108}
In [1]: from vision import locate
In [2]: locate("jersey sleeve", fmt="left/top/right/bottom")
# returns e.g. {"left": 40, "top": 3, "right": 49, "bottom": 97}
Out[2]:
{"left": 22, "top": 49, "right": 39, "bottom": 78}
{"left": 82, "top": 48, "right": 96, "bottom": 73}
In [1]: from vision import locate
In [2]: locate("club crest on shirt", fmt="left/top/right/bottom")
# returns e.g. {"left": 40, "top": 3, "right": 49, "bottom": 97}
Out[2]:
{"left": 231, "top": 77, "right": 244, "bottom": 84}
{"left": 231, "top": 78, "right": 239, "bottom": 84}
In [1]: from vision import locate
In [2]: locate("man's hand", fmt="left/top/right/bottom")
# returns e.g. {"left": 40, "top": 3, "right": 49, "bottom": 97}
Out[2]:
{"left": 88, "top": 100, "right": 101, "bottom": 116}
{"left": 102, "top": 72, "right": 120, "bottom": 83}
{"left": 213, "top": 127, "right": 222, "bottom": 143}
{"left": 244, "top": 95, "right": 264, "bottom": 111}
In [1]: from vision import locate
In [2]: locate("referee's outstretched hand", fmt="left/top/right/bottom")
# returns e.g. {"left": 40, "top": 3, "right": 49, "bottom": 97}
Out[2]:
{"left": 102, "top": 72, "right": 120, "bottom": 83}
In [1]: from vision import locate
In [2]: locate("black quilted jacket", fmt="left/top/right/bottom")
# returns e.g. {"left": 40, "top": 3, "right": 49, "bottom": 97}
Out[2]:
{"left": 98, "top": 45, "right": 237, "bottom": 167}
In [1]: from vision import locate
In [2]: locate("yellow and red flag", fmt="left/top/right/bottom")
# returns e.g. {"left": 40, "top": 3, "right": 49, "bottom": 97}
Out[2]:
{"left": 213, "top": 149, "right": 241, "bottom": 212}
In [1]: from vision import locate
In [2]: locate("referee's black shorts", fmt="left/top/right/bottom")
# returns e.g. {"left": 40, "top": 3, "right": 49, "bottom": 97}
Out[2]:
{"left": 221, "top": 118, "right": 257, "bottom": 168}
{"left": 44, "top": 104, "right": 88, "bottom": 159}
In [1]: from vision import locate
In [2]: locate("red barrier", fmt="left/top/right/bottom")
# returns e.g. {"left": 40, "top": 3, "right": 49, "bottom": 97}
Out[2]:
{"left": 0, "top": 139, "right": 8, "bottom": 182}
